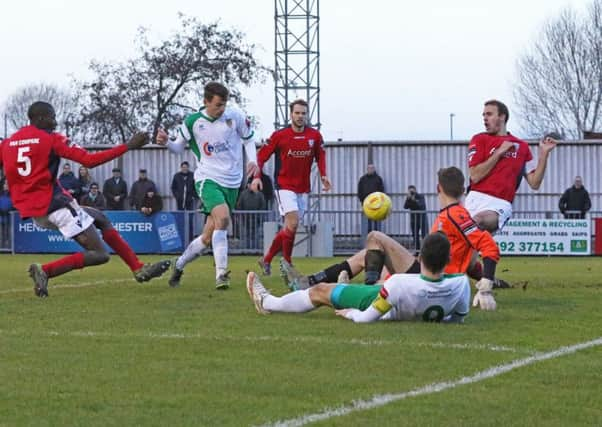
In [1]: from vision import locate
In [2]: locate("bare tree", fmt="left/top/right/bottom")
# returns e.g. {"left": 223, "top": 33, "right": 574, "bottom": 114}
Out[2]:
{"left": 2, "top": 83, "right": 77, "bottom": 136}
{"left": 74, "top": 14, "right": 267, "bottom": 145}
{"left": 514, "top": 0, "right": 602, "bottom": 139}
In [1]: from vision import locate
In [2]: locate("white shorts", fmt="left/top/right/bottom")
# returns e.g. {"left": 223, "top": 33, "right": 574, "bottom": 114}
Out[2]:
{"left": 34, "top": 200, "right": 94, "bottom": 238}
{"left": 275, "top": 189, "right": 307, "bottom": 218}
{"left": 464, "top": 190, "right": 512, "bottom": 231}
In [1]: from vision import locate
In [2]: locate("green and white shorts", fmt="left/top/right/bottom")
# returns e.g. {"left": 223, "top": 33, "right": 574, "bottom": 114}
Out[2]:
{"left": 330, "top": 284, "right": 382, "bottom": 310}
{"left": 195, "top": 179, "right": 239, "bottom": 215}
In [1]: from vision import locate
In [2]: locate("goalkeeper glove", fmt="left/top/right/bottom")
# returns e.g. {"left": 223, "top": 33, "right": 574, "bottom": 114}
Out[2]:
{"left": 472, "top": 278, "right": 497, "bottom": 311}
{"left": 126, "top": 132, "right": 150, "bottom": 150}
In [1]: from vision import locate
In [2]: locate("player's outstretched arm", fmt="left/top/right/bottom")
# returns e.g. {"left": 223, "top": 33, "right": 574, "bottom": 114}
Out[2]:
{"left": 335, "top": 306, "right": 382, "bottom": 323}
{"left": 157, "top": 127, "right": 187, "bottom": 154}
{"left": 52, "top": 131, "right": 149, "bottom": 168}
{"left": 525, "top": 135, "right": 557, "bottom": 190}
{"left": 125, "top": 132, "right": 150, "bottom": 149}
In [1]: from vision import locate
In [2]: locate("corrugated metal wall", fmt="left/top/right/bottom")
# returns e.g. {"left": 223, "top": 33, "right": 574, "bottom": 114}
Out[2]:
{"left": 319, "top": 140, "right": 601, "bottom": 214}
{"left": 73, "top": 140, "right": 601, "bottom": 215}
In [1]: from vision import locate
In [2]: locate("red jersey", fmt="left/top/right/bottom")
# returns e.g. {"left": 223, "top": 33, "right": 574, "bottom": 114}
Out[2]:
{"left": 0, "top": 125, "right": 128, "bottom": 218}
{"left": 431, "top": 203, "right": 500, "bottom": 275}
{"left": 257, "top": 126, "right": 326, "bottom": 194}
{"left": 467, "top": 132, "right": 533, "bottom": 202}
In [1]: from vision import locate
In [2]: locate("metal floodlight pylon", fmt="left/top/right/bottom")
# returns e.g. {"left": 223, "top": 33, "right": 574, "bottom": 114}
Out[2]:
{"left": 274, "top": 0, "right": 320, "bottom": 130}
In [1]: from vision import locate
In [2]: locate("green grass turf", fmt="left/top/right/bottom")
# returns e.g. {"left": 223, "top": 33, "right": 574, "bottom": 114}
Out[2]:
{"left": 1, "top": 254, "right": 601, "bottom": 426}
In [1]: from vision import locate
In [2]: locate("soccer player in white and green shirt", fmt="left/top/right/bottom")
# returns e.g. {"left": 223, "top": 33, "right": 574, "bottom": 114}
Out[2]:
{"left": 247, "top": 232, "right": 471, "bottom": 323}
{"left": 156, "top": 82, "right": 261, "bottom": 289}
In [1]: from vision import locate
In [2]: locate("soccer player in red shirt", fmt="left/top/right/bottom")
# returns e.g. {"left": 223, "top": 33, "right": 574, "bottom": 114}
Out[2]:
{"left": 0, "top": 102, "right": 170, "bottom": 297}
{"left": 465, "top": 99, "right": 557, "bottom": 233}
{"left": 256, "top": 99, "right": 331, "bottom": 274}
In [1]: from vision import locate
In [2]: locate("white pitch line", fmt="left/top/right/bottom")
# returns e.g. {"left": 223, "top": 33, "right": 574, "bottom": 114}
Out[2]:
{"left": 261, "top": 337, "right": 602, "bottom": 427}
{"left": 0, "top": 278, "right": 133, "bottom": 294}
{"left": 0, "top": 328, "right": 532, "bottom": 354}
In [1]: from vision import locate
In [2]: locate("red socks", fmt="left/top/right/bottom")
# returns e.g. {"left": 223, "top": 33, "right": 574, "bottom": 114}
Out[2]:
{"left": 281, "top": 228, "right": 296, "bottom": 263}
{"left": 42, "top": 252, "right": 85, "bottom": 278}
{"left": 265, "top": 228, "right": 296, "bottom": 264}
{"left": 102, "top": 228, "right": 144, "bottom": 272}
{"left": 264, "top": 230, "right": 284, "bottom": 264}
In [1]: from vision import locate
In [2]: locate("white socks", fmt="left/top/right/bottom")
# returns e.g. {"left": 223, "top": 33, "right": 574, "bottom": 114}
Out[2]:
{"left": 176, "top": 235, "right": 207, "bottom": 270}
{"left": 175, "top": 229, "right": 228, "bottom": 279}
{"left": 263, "top": 289, "right": 315, "bottom": 313}
{"left": 212, "top": 229, "right": 228, "bottom": 278}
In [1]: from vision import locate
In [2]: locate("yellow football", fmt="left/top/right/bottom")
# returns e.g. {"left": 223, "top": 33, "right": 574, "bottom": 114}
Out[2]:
{"left": 362, "top": 192, "right": 392, "bottom": 221}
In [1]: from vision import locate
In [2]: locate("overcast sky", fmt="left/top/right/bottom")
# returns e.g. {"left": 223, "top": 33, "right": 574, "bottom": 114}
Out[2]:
{"left": 0, "top": 0, "right": 589, "bottom": 141}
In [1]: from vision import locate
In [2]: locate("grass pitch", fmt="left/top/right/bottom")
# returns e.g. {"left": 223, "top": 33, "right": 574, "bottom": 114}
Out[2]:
{"left": 1, "top": 254, "right": 601, "bottom": 426}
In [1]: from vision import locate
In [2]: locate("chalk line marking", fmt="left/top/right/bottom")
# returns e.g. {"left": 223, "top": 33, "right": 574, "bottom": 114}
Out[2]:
{"left": 260, "top": 337, "right": 602, "bottom": 427}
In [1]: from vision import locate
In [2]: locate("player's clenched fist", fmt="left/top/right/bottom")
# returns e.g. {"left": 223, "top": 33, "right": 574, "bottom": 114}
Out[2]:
{"left": 155, "top": 128, "right": 169, "bottom": 145}
{"left": 126, "top": 132, "right": 150, "bottom": 150}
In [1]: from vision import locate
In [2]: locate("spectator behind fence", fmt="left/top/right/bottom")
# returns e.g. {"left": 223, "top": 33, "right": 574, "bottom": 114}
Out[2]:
{"left": 237, "top": 177, "right": 267, "bottom": 250}
{"left": 130, "top": 169, "right": 157, "bottom": 210}
{"left": 404, "top": 185, "right": 428, "bottom": 252}
{"left": 103, "top": 167, "right": 128, "bottom": 210}
{"left": 80, "top": 182, "right": 106, "bottom": 210}
{"left": 357, "top": 163, "right": 385, "bottom": 236}
{"left": 59, "top": 163, "right": 82, "bottom": 201}
{"left": 559, "top": 176, "right": 591, "bottom": 219}
{"left": 140, "top": 190, "right": 163, "bottom": 216}
{"left": 0, "top": 181, "right": 14, "bottom": 247}
{"left": 171, "top": 161, "right": 198, "bottom": 210}
{"left": 78, "top": 166, "right": 94, "bottom": 200}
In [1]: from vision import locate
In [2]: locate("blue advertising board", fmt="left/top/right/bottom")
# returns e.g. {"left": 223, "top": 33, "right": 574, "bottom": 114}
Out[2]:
{"left": 13, "top": 211, "right": 185, "bottom": 254}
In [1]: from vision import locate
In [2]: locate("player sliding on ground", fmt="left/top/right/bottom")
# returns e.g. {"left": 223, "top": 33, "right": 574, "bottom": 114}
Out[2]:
{"left": 247, "top": 232, "right": 471, "bottom": 323}
{"left": 281, "top": 166, "right": 503, "bottom": 311}
{"left": 0, "top": 102, "right": 171, "bottom": 297}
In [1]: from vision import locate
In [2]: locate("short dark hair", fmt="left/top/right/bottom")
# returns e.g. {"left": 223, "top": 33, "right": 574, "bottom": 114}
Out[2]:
{"left": 437, "top": 167, "right": 464, "bottom": 199}
{"left": 27, "top": 101, "right": 54, "bottom": 121}
{"left": 289, "top": 99, "right": 308, "bottom": 113}
{"left": 204, "top": 82, "right": 229, "bottom": 101}
{"left": 180, "top": 161, "right": 189, "bottom": 167}
{"left": 90, "top": 182, "right": 99, "bottom": 189}
{"left": 484, "top": 99, "right": 509, "bottom": 123}
{"left": 420, "top": 232, "right": 451, "bottom": 274}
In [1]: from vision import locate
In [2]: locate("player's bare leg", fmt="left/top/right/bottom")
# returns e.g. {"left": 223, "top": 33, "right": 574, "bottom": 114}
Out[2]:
{"left": 364, "top": 231, "right": 417, "bottom": 283}
{"left": 279, "top": 244, "right": 395, "bottom": 291}
{"left": 472, "top": 210, "right": 499, "bottom": 233}
{"left": 210, "top": 203, "right": 231, "bottom": 290}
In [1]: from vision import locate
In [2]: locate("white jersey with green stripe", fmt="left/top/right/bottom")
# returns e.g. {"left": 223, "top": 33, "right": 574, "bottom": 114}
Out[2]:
{"left": 172, "top": 106, "right": 256, "bottom": 189}
{"left": 378, "top": 273, "right": 470, "bottom": 322}
{"left": 343, "top": 273, "right": 470, "bottom": 323}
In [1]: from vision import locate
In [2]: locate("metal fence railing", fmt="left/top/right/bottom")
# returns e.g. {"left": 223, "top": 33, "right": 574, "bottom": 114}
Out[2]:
{"left": 1, "top": 209, "right": 600, "bottom": 256}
